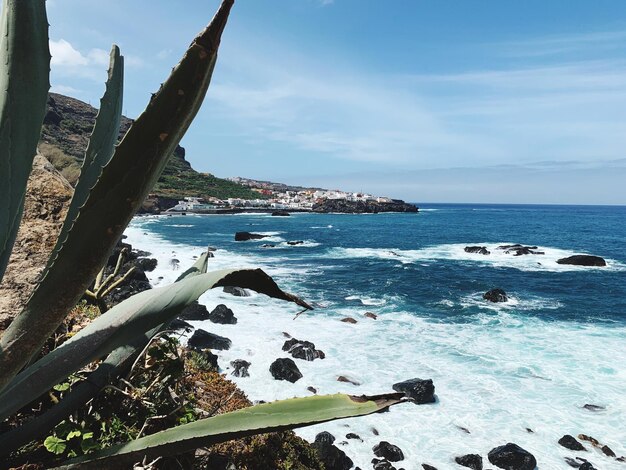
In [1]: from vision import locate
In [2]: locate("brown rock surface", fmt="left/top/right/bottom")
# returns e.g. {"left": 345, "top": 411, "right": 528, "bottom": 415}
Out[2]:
{"left": 0, "top": 155, "right": 73, "bottom": 332}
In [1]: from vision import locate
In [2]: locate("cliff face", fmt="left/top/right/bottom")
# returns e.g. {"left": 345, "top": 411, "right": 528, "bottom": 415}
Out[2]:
{"left": 0, "top": 155, "right": 74, "bottom": 331}
{"left": 312, "top": 199, "right": 418, "bottom": 213}
{"left": 39, "top": 93, "right": 260, "bottom": 202}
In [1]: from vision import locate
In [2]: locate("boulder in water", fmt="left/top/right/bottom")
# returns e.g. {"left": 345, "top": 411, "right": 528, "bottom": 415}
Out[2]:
{"left": 188, "top": 329, "right": 232, "bottom": 351}
{"left": 223, "top": 286, "right": 250, "bottom": 297}
{"left": 270, "top": 358, "right": 302, "bottom": 382}
{"left": 180, "top": 301, "right": 211, "bottom": 321}
{"left": 230, "top": 359, "right": 251, "bottom": 377}
{"left": 208, "top": 304, "right": 237, "bottom": 324}
{"left": 558, "top": 435, "right": 586, "bottom": 451}
{"left": 340, "top": 317, "right": 357, "bottom": 324}
{"left": 483, "top": 288, "right": 508, "bottom": 303}
{"left": 392, "top": 378, "right": 436, "bottom": 404}
{"left": 282, "top": 338, "right": 325, "bottom": 361}
{"left": 464, "top": 246, "right": 490, "bottom": 255}
{"left": 287, "top": 240, "right": 304, "bottom": 245}
{"left": 487, "top": 443, "right": 536, "bottom": 470}
{"left": 235, "top": 231, "right": 267, "bottom": 241}
{"left": 271, "top": 210, "right": 290, "bottom": 216}
{"left": 373, "top": 441, "right": 405, "bottom": 462}
{"left": 455, "top": 454, "right": 483, "bottom": 469}
{"left": 557, "top": 255, "right": 606, "bottom": 267}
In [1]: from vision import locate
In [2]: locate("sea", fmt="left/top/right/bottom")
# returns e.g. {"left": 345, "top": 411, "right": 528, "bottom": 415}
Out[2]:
{"left": 124, "top": 203, "right": 626, "bottom": 469}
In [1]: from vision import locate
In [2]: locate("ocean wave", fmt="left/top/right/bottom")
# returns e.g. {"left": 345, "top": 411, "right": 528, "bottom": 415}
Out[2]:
{"left": 326, "top": 243, "right": 626, "bottom": 272}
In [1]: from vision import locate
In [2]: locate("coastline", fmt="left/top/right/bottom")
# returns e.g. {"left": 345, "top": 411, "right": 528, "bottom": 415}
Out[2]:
{"left": 125, "top": 208, "right": 626, "bottom": 469}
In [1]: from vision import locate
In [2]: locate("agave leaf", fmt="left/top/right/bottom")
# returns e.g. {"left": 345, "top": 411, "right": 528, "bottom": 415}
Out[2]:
{"left": 50, "top": 45, "right": 123, "bottom": 267}
{"left": 0, "top": 250, "right": 212, "bottom": 455}
{"left": 176, "top": 248, "right": 212, "bottom": 281}
{"left": 0, "top": 0, "right": 50, "bottom": 282}
{"left": 0, "top": 0, "right": 234, "bottom": 391}
{"left": 0, "top": 268, "right": 310, "bottom": 421}
{"left": 55, "top": 393, "right": 404, "bottom": 469}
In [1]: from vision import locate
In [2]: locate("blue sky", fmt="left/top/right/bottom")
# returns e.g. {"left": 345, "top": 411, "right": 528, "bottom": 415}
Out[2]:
{"left": 44, "top": 0, "right": 626, "bottom": 204}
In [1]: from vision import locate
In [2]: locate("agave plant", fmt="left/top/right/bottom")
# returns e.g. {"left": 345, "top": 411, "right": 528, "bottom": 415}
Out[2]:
{"left": 0, "top": 0, "right": 404, "bottom": 466}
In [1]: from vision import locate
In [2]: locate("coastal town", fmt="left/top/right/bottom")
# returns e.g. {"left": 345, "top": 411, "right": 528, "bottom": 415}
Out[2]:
{"left": 168, "top": 177, "right": 418, "bottom": 214}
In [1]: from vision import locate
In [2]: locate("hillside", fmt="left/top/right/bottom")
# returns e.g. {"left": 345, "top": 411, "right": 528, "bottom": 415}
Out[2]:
{"left": 39, "top": 93, "right": 263, "bottom": 201}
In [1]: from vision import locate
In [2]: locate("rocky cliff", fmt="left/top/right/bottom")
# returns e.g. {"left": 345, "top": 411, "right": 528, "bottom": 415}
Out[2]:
{"left": 0, "top": 155, "right": 73, "bottom": 331}
{"left": 312, "top": 199, "right": 418, "bottom": 213}
{"left": 40, "top": 93, "right": 262, "bottom": 202}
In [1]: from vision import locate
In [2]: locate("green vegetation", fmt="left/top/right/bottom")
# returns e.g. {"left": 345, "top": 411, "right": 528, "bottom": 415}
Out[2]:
{"left": 155, "top": 149, "right": 265, "bottom": 200}
{"left": 0, "top": 1, "right": 404, "bottom": 467}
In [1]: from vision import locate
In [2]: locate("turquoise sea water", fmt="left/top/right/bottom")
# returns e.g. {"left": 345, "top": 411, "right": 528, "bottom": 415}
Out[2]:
{"left": 126, "top": 204, "right": 626, "bottom": 469}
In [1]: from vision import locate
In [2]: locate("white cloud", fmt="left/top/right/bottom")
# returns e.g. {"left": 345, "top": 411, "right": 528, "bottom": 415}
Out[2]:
{"left": 50, "top": 39, "right": 88, "bottom": 66}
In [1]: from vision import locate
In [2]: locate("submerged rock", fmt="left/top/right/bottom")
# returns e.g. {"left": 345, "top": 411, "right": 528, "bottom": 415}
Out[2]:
{"left": 497, "top": 244, "right": 544, "bottom": 256}
{"left": 337, "top": 375, "right": 361, "bottom": 386}
{"left": 282, "top": 338, "right": 325, "bottom": 361}
{"left": 364, "top": 312, "right": 378, "bottom": 319}
{"left": 230, "top": 359, "right": 251, "bottom": 377}
{"left": 559, "top": 435, "right": 586, "bottom": 451}
{"left": 582, "top": 404, "right": 605, "bottom": 412}
{"left": 340, "top": 317, "right": 357, "bottom": 324}
{"left": 287, "top": 240, "right": 304, "bottom": 245}
{"left": 487, "top": 443, "right": 536, "bottom": 470}
{"left": 208, "top": 304, "right": 237, "bottom": 324}
{"left": 455, "top": 454, "right": 483, "bottom": 469}
{"left": 464, "top": 246, "right": 490, "bottom": 255}
{"left": 556, "top": 255, "right": 606, "bottom": 267}
{"left": 235, "top": 231, "right": 267, "bottom": 241}
{"left": 223, "top": 286, "right": 250, "bottom": 297}
{"left": 188, "top": 329, "right": 232, "bottom": 351}
{"left": 373, "top": 441, "right": 405, "bottom": 462}
{"left": 392, "top": 378, "right": 436, "bottom": 404}
{"left": 483, "top": 288, "right": 508, "bottom": 303}
{"left": 269, "top": 358, "right": 302, "bottom": 383}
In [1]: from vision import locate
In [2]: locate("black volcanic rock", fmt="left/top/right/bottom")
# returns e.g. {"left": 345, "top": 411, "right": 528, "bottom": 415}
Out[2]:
{"left": 282, "top": 338, "right": 325, "bottom": 361}
{"left": 269, "top": 358, "right": 302, "bottom": 383}
{"left": 180, "top": 301, "right": 211, "bottom": 321}
{"left": 483, "top": 288, "right": 508, "bottom": 303}
{"left": 208, "top": 304, "right": 237, "bottom": 324}
{"left": 465, "top": 246, "right": 490, "bottom": 255}
{"left": 188, "top": 329, "right": 232, "bottom": 351}
{"left": 557, "top": 255, "right": 606, "bottom": 267}
{"left": 235, "top": 231, "right": 267, "bottom": 241}
{"left": 558, "top": 435, "right": 586, "bottom": 451}
{"left": 223, "top": 286, "right": 250, "bottom": 297}
{"left": 230, "top": 359, "right": 251, "bottom": 377}
{"left": 313, "top": 432, "right": 353, "bottom": 470}
{"left": 455, "top": 454, "right": 483, "bottom": 469}
{"left": 392, "top": 378, "right": 435, "bottom": 404}
{"left": 271, "top": 210, "right": 290, "bottom": 216}
{"left": 497, "top": 244, "right": 544, "bottom": 256}
{"left": 488, "top": 443, "right": 536, "bottom": 470}
{"left": 312, "top": 199, "right": 418, "bottom": 214}
{"left": 373, "top": 441, "right": 405, "bottom": 462}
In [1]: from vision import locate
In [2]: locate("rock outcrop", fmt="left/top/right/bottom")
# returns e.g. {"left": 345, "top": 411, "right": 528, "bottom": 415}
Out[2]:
{"left": 0, "top": 155, "right": 73, "bottom": 332}
{"left": 483, "top": 288, "right": 508, "bottom": 303}
{"left": 188, "top": 329, "right": 232, "bottom": 351}
{"left": 487, "top": 443, "right": 536, "bottom": 470}
{"left": 392, "top": 378, "right": 436, "bottom": 404}
{"left": 557, "top": 255, "right": 606, "bottom": 267}
{"left": 235, "top": 232, "right": 267, "bottom": 241}
{"left": 312, "top": 199, "right": 418, "bottom": 214}
{"left": 269, "top": 358, "right": 302, "bottom": 383}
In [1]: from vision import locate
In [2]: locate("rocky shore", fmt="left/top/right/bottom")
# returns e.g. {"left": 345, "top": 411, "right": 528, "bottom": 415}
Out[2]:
{"left": 312, "top": 199, "right": 418, "bottom": 214}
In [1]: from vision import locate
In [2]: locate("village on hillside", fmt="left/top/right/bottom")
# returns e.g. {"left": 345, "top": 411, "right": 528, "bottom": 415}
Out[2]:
{"left": 170, "top": 178, "right": 396, "bottom": 212}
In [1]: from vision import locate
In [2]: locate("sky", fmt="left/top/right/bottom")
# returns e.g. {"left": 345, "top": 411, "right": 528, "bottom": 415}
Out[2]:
{"left": 41, "top": 0, "right": 626, "bottom": 204}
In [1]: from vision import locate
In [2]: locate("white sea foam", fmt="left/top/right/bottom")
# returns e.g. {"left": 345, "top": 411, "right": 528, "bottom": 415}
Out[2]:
{"left": 125, "top": 222, "right": 626, "bottom": 469}
{"left": 327, "top": 243, "right": 626, "bottom": 272}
